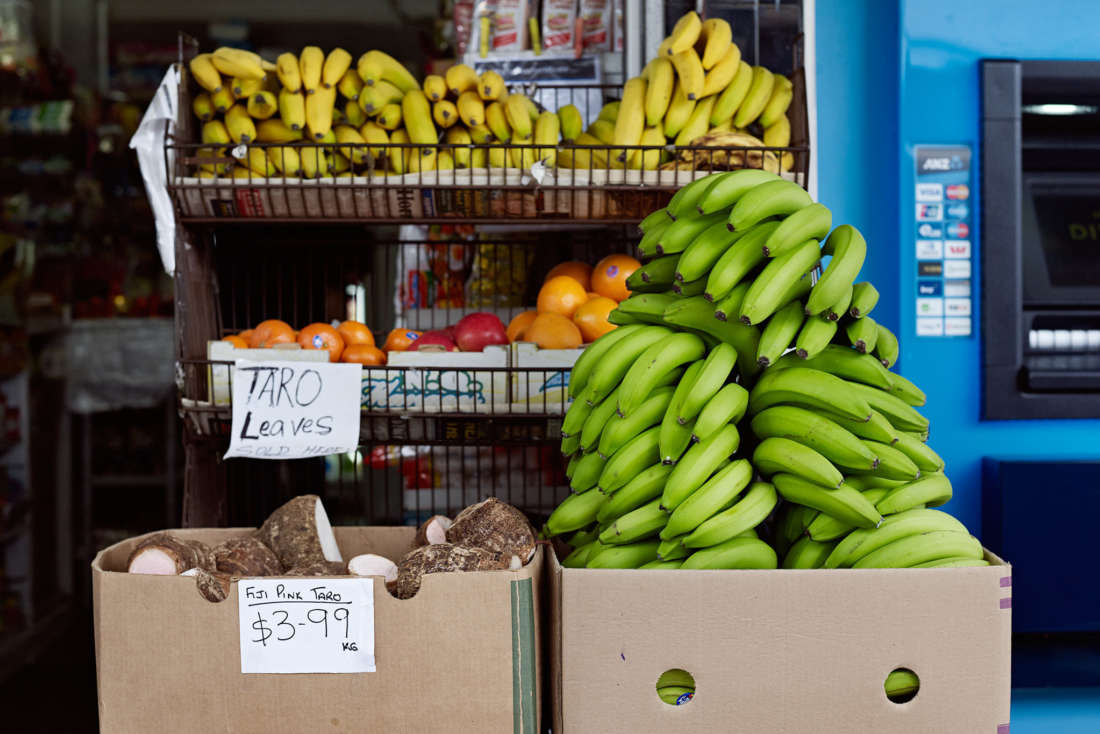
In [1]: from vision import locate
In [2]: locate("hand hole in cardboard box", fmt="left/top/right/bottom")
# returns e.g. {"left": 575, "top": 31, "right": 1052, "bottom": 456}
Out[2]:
{"left": 885, "top": 667, "right": 920, "bottom": 704}
{"left": 656, "top": 668, "right": 695, "bottom": 706}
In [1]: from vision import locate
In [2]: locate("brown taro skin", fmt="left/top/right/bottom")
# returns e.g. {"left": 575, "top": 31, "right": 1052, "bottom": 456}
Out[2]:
{"left": 126, "top": 533, "right": 216, "bottom": 574}
{"left": 214, "top": 536, "right": 283, "bottom": 577}
{"left": 446, "top": 497, "right": 536, "bottom": 563}
{"left": 256, "top": 494, "right": 330, "bottom": 568}
{"left": 284, "top": 561, "right": 349, "bottom": 576}
{"left": 389, "top": 543, "right": 510, "bottom": 599}
{"left": 192, "top": 569, "right": 232, "bottom": 602}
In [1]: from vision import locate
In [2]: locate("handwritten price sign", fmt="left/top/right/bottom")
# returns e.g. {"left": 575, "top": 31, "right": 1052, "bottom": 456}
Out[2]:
{"left": 237, "top": 579, "right": 376, "bottom": 674}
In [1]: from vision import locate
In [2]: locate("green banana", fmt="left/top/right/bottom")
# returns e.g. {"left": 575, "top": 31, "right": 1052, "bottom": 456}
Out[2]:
{"left": 825, "top": 507, "right": 968, "bottom": 568}
{"left": 875, "top": 323, "right": 900, "bottom": 368}
{"left": 780, "top": 504, "right": 818, "bottom": 546}
{"left": 845, "top": 382, "right": 929, "bottom": 432}
{"left": 561, "top": 541, "right": 600, "bottom": 567}
{"left": 752, "top": 436, "right": 843, "bottom": 488}
{"left": 662, "top": 296, "right": 762, "bottom": 380}
{"left": 805, "top": 487, "right": 890, "bottom": 541}
{"left": 843, "top": 475, "right": 906, "bottom": 491}
{"left": 617, "top": 293, "right": 680, "bottom": 325}
{"left": 772, "top": 474, "right": 883, "bottom": 529}
{"left": 657, "top": 535, "right": 690, "bottom": 561}
{"left": 696, "top": 168, "right": 783, "bottom": 215}
{"left": 632, "top": 254, "right": 680, "bottom": 288}
{"left": 598, "top": 387, "right": 675, "bottom": 458}
{"left": 566, "top": 526, "right": 600, "bottom": 548}
{"left": 599, "top": 498, "right": 669, "bottom": 545}
{"left": 617, "top": 333, "right": 706, "bottom": 416}
{"left": 597, "top": 463, "right": 672, "bottom": 522}
{"left": 677, "top": 343, "right": 736, "bottom": 423}
{"left": 667, "top": 173, "right": 726, "bottom": 219}
{"left": 738, "top": 239, "right": 822, "bottom": 325}
{"left": 561, "top": 390, "right": 595, "bottom": 437}
{"left": 675, "top": 219, "right": 744, "bottom": 283}
{"left": 846, "top": 316, "right": 879, "bottom": 354}
{"left": 657, "top": 669, "right": 697, "bottom": 689}
{"left": 657, "top": 211, "right": 728, "bottom": 255}
{"left": 748, "top": 366, "right": 873, "bottom": 422}
{"left": 727, "top": 179, "right": 814, "bottom": 232}
{"left": 584, "top": 326, "right": 673, "bottom": 405}
{"left": 794, "top": 315, "right": 837, "bottom": 359}
{"left": 672, "top": 278, "right": 707, "bottom": 297}
{"left": 659, "top": 360, "right": 704, "bottom": 463}
{"left": 580, "top": 386, "right": 622, "bottom": 453}
{"left": 680, "top": 536, "right": 778, "bottom": 569}
{"left": 598, "top": 426, "right": 662, "bottom": 493}
{"left": 756, "top": 300, "right": 805, "bottom": 367}
{"left": 570, "top": 324, "right": 649, "bottom": 398}
{"left": 875, "top": 473, "right": 953, "bottom": 514}
{"left": 762, "top": 202, "right": 832, "bottom": 257}
{"left": 640, "top": 559, "right": 684, "bottom": 570}
{"left": 569, "top": 450, "right": 607, "bottom": 493}
{"left": 913, "top": 557, "right": 989, "bottom": 568}
{"left": 586, "top": 540, "right": 660, "bottom": 568}
{"left": 848, "top": 281, "right": 879, "bottom": 318}
{"left": 822, "top": 284, "right": 854, "bottom": 322}
{"left": 661, "top": 424, "right": 741, "bottom": 510}
{"left": 860, "top": 439, "right": 920, "bottom": 480}
{"left": 853, "top": 530, "right": 983, "bottom": 569}
{"left": 561, "top": 432, "right": 581, "bottom": 456}
{"left": 639, "top": 207, "right": 672, "bottom": 233}
{"left": 806, "top": 224, "right": 867, "bottom": 315}
{"left": 887, "top": 372, "right": 927, "bottom": 406}
{"left": 663, "top": 459, "right": 754, "bottom": 539}
{"left": 713, "top": 281, "right": 752, "bottom": 322}
{"left": 750, "top": 405, "right": 879, "bottom": 472}
{"left": 657, "top": 685, "right": 695, "bottom": 704}
{"left": 565, "top": 452, "right": 581, "bottom": 479}
{"left": 607, "top": 311, "right": 643, "bottom": 326}
{"left": 638, "top": 217, "right": 673, "bottom": 258}
{"left": 691, "top": 382, "right": 749, "bottom": 442}
{"left": 773, "top": 344, "right": 893, "bottom": 390}
{"left": 546, "top": 489, "right": 607, "bottom": 535}
{"left": 683, "top": 481, "right": 778, "bottom": 548}
{"left": 884, "top": 669, "right": 921, "bottom": 701}
{"left": 892, "top": 432, "right": 944, "bottom": 472}
{"left": 703, "top": 221, "right": 780, "bottom": 303}
{"left": 816, "top": 408, "right": 899, "bottom": 445}
{"left": 782, "top": 536, "right": 837, "bottom": 569}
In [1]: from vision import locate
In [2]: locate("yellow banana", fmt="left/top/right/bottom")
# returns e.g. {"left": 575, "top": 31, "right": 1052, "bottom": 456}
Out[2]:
{"left": 630, "top": 126, "right": 666, "bottom": 170}
{"left": 192, "top": 92, "right": 214, "bottom": 121}
{"left": 334, "top": 125, "right": 370, "bottom": 164}
{"left": 225, "top": 103, "right": 256, "bottom": 143}
{"left": 558, "top": 103, "right": 583, "bottom": 142}
{"left": 358, "top": 120, "right": 389, "bottom": 159}
{"left": 331, "top": 107, "right": 347, "bottom": 126}
{"left": 485, "top": 101, "right": 512, "bottom": 142}
{"left": 201, "top": 120, "right": 231, "bottom": 145}
{"left": 445, "top": 63, "right": 479, "bottom": 97}
{"left": 358, "top": 80, "right": 403, "bottom": 116}
{"left": 470, "top": 146, "right": 488, "bottom": 168}
{"left": 267, "top": 145, "right": 301, "bottom": 176}
{"left": 329, "top": 151, "right": 351, "bottom": 174}
{"left": 436, "top": 150, "right": 456, "bottom": 170}
{"left": 260, "top": 58, "right": 277, "bottom": 73}
{"left": 558, "top": 132, "right": 608, "bottom": 169}
{"left": 709, "top": 119, "right": 733, "bottom": 133}
{"left": 278, "top": 89, "right": 305, "bottom": 130}
{"left": 210, "top": 86, "right": 235, "bottom": 114}
{"left": 670, "top": 48, "right": 705, "bottom": 100}
{"left": 402, "top": 89, "right": 438, "bottom": 150}
{"left": 701, "top": 43, "right": 742, "bottom": 97}
{"left": 211, "top": 47, "right": 265, "bottom": 80}
{"left": 343, "top": 99, "right": 366, "bottom": 127}
{"left": 299, "top": 145, "right": 325, "bottom": 178}
{"left": 322, "top": 48, "right": 352, "bottom": 89}
{"left": 733, "top": 66, "right": 775, "bottom": 127}
{"left": 611, "top": 76, "right": 647, "bottom": 167}
{"left": 445, "top": 126, "right": 472, "bottom": 167}
{"left": 663, "top": 82, "right": 696, "bottom": 138}
{"left": 467, "top": 123, "right": 493, "bottom": 143}
{"left": 504, "top": 94, "right": 532, "bottom": 138}
{"left": 275, "top": 52, "right": 302, "bottom": 92}
{"left": 189, "top": 53, "right": 223, "bottom": 93}
{"left": 758, "top": 75, "right": 794, "bottom": 128}
{"left": 697, "top": 17, "right": 733, "bottom": 69}
{"left": 231, "top": 76, "right": 263, "bottom": 99}
{"left": 764, "top": 115, "right": 793, "bottom": 171}
{"left": 337, "top": 69, "right": 364, "bottom": 101}
{"left": 598, "top": 101, "right": 620, "bottom": 122}
{"left": 299, "top": 46, "right": 324, "bottom": 94}
{"left": 256, "top": 119, "right": 303, "bottom": 143}
{"left": 406, "top": 145, "right": 437, "bottom": 173}
{"left": 488, "top": 143, "right": 508, "bottom": 168}
{"left": 433, "top": 100, "right": 458, "bottom": 128}
{"left": 521, "top": 95, "right": 539, "bottom": 120}
{"left": 377, "top": 103, "right": 403, "bottom": 130}
{"left": 478, "top": 70, "right": 505, "bottom": 101}
{"left": 242, "top": 147, "right": 276, "bottom": 176}
{"left": 246, "top": 91, "right": 277, "bottom": 120}
{"left": 587, "top": 118, "right": 615, "bottom": 144}
{"left": 422, "top": 74, "right": 447, "bottom": 102}
{"left": 665, "top": 11, "right": 702, "bottom": 56}
{"left": 644, "top": 57, "right": 675, "bottom": 127}
{"left": 229, "top": 166, "right": 254, "bottom": 179}
{"left": 456, "top": 90, "right": 485, "bottom": 127}
{"left": 674, "top": 94, "right": 717, "bottom": 146}
{"left": 657, "top": 37, "right": 673, "bottom": 57}
{"left": 510, "top": 133, "right": 537, "bottom": 169}
{"left": 534, "top": 110, "right": 560, "bottom": 166}
{"left": 195, "top": 147, "right": 229, "bottom": 175}
{"left": 305, "top": 86, "right": 337, "bottom": 140}
{"left": 357, "top": 50, "right": 418, "bottom": 93}
{"left": 710, "top": 60, "right": 753, "bottom": 125}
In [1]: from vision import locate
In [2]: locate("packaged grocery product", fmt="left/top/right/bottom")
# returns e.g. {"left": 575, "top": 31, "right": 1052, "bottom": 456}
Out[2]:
{"left": 613, "top": 0, "right": 624, "bottom": 52}
{"left": 542, "top": 0, "right": 578, "bottom": 51}
{"left": 579, "top": 0, "right": 611, "bottom": 52}
{"left": 489, "top": 0, "right": 535, "bottom": 53}
{"left": 454, "top": 0, "right": 476, "bottom": 56}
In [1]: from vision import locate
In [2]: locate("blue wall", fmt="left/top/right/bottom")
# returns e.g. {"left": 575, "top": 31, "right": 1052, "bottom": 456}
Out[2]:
{"left": 817, "top": 0, "right": 1100, "bottom": 537}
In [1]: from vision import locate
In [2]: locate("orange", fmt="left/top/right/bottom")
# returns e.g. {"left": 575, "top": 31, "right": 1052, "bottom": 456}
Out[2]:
{"left": 238, "top": 329, "right": 255, "bottom": 343}
{"left": 587, "top": 292, "right": 601, "bottom": 300}
{"left": 591, "top": 254, "right": 641, "bottom": 302}
{"left": 544, "top": 261, "right": 593, "bottom": 291}
{"left": 383, "top": 328, "right": 422, "bottom": 352}
{"left": 524, "top": 312, "right": 583, "bottom": 350}
{"left": 341, "top": 344, "right": 387, "bottom": 365}
{"left": 250, "top": 319, "right": 295, "bottom": 347}
{"left": 573, "top": 296, "right": 618, "bottom": 342}
{"left": 297, "top": 322, "right": 345, "bottom": 362}
{"left": 221, "top": 335, "right": 248, "bottom": 348}
{"left": 337, "top": 320, "right": 375, "bottom": 347}
{"left": 506, "top": 310, "right": 538, "bottom": 342}
{"left": 537, "top": 276, "right": 589, "bottom": 319}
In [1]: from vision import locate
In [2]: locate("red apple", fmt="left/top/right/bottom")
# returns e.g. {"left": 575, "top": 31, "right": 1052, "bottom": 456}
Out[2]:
{"left": 414, "top": 330, "right": 457, "bottom": 351}
{"left": 454, "top": 312, "right": 509, "bottom": 352}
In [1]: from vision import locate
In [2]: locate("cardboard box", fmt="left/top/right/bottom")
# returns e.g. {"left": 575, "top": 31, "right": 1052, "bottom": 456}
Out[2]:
{"left": 94, "top": 527, "right": 543, "bottom": 734}
{"left": 548, "top": 550, "right": 1011, "bottom": 733}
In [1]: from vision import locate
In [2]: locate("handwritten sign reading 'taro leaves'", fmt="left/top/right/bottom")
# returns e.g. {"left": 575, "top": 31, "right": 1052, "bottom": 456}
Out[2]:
{"left": 238, "top": 578, "right": 376, "bottom": 674}
{"left": 225, "top": 360, "right": 362, "bottom": 460}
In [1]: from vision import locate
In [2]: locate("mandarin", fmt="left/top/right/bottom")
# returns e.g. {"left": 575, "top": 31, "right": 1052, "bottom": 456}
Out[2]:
{"left": 573, "top": 296, "right": 618, "bottom": 342}
{"left": 298, "top": 322, "right": 345, "bottom": 362}
{"left": 524, "top": 312, "right": 583, "bottom": 349}
{"left": 537, "top": 275, "right": 588, "bottom": 319}
{"left": 591, "top": 254, "right": 641, "bottom": 302}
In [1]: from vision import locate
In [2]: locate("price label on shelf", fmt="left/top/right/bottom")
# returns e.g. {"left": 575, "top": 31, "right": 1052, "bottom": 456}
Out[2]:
{"left": 224, "top": 359, "right": 362, "bottom": 460}
{"left": 237, "top": 578, "right": 376, "bottom": 674}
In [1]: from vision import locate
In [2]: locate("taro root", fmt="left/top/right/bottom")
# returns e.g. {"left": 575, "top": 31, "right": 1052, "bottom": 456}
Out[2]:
{"left": 389, "top": 543, "right": 511, "bottom": 600}
{"left": 256, "top": 495, "right": 342, "bottom": 569}
{"left": 214, "top": 536, "right": 282, "bottom": 577}
{"left": 284, "top": 561, "right": 348, "bottom": 576}
{"left": 182, "top": 568, "right": 232, "bottom": 602}
{"left": 413, "top": 515, "right": 453, "bottom": 547}
{"left": 347, "top": 553, "right": 399, "bottom": 583}
{"left": 446, "top": 497, "right": 536, "bottom": 565}
{"left": 127, "top": 533, "right": 215, "bottom": 575}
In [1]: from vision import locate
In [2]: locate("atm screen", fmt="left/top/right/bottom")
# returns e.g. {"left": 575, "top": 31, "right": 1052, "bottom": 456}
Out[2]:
{"left": 1032, "top": 194, "right": 1100, "bottom": 287}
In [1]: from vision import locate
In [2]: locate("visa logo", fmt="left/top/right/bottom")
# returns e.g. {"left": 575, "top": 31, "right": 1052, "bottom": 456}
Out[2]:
{"left": 918, "top": 223, "right": 943, "bottom": 238}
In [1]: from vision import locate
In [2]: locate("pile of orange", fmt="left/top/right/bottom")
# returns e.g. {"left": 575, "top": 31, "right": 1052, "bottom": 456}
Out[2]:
{"left": 222, "top": 319, "right": 414, "bottom": 365}
{"left": 507, "top": 253, "right": 640, "bottom": 349}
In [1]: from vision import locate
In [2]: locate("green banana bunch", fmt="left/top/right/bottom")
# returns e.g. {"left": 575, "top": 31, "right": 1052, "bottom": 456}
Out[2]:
{"left": 546, "top": 489, "right": 606, "bottom": 536}
{"left": 703, "top": 222, "right": 779, "bottom": 303}
{"left": 875, "top": 473, "right": 953, "bottom": 514}
{"left": 747, "top": 366, "right": 873, "bottom": 422}
{"left": 824, "top": 508, "right": 968, "bottom": 568}
{"left": 805, "top": 487, "right": 890, "bottom": 541}
{"left": 661, "top": 425, "right": 740, "bottom": 510}
{"left": 599, "top": 498, "right": 668, "bottom": 545}
{"left": 727, "top": 179, "right": 813, "bottom": 232}
{"left": 680, "top": 536, "right": 778, "bottom": 569}
{"left": 682, "top": 480, "right": 778, "bottom": 548}
{"left": 597, "top": 464, "right": 672, "bottom": 523}
{"left": 772, "top": 473, "right": 883, "bottom": 529}
{"left": 662, "top": 459, "right": 753, "bottom": 539}
{"left": 782, "top": 536, "right": 837, "bottom": 569}
{"left": 691, "top": 383, "right": 748, "bottom": 442}
{"left": 805, "top": 224, "right": 867, "bottom": 316}
{"left": 659, "top": 360, "right": 704, "bottom": 464}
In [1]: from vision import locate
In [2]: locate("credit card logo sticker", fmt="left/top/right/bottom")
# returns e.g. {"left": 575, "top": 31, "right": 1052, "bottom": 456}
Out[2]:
{"left": 917, "top": 317, "right": 945, "bottom": 336}
{"left": 917, "top": 298, "right": 944, "bottom": 317}
{"left": 917, "top": 203, "right": 943, "bottom": 221}
{"left": 918, "top": 261, "right": 944, "bottom": 276}
{"left": 944, "top": 260, "right": 971, "bottom": 279}
{"left": 918, "top": 280, "right": 943, "bottom": 296}
{"left": 918, "top": 223, "right": 943, "bottom": 238}
{"left": 944, "top": 240, "right": 971, "bottom": 259}
{"left": 944, "top": 298, "right": 971, "bottom": 316}
{"left": 916, "top": 240, "right": 943, "bottom": 259}
{"left": 946, "top": 184, "right": 970, "bottom": 200}
{"left": 916, "top": 183, "right": 944, "bottom": 202}
{"left": 943, "top": 279, "right": 971, "bottom": 298}
{"left": 946, "top": 222, "right": 969, "bottom": 238}
{"left": 944, "top": 317, "right": 972, "bottom": 336}
{"left": 946, "top": 202, "right": 969, "bottom": 219}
